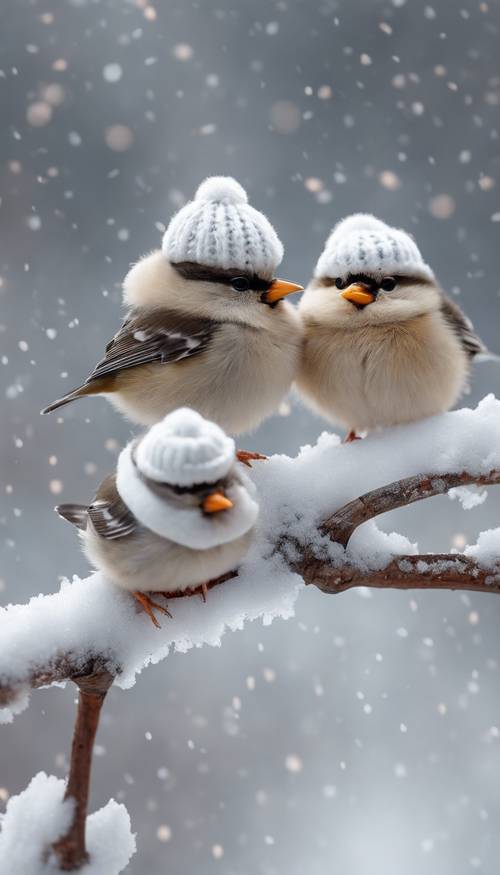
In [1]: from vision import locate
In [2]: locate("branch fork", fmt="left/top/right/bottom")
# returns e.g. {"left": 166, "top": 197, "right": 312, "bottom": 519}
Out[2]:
{"left": 294, "top": 470, "right": 500, "bottom": 594}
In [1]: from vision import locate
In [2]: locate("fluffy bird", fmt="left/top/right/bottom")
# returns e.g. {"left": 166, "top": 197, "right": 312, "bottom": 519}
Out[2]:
{"left": 55, "top": 407, "right": 259, "bottom": 627}
{"left": 297, "top": 213, "right": 492, "bottom": 438}
{"left": 42, "top": 177, "right": 303, "bottom": 440}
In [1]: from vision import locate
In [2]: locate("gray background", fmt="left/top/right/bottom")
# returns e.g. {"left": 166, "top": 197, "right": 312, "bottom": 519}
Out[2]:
{"left": 1, "top": 0, "right": 500, "bottom": 872}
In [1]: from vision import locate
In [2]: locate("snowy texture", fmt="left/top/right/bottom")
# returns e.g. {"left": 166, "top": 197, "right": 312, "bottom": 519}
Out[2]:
{"left": 0, "top": 687, "right": 29, "bottom": 725}
{"left": 0, "top": 774, "right": 73, "bottom": 873}
{"left": 465, "top": 528, "right": 500, "bottom": 568}
{"left": 0, "top": 772, "right": 136, "bottom": 874}
{"left": 448, "top": 485, "right": 488, "bottom": 510}
{"left": 249, "top": 393, "right": 500, "bottom": 568}
{"left": 1, "top": 396, "right": 500, "bottom": 719}
{"left": 0, "top": 556, "right": 298, "bottom": 721}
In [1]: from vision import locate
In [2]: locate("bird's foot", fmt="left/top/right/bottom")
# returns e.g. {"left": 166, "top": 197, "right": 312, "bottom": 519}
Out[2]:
{"left": 176, "top": 580, "right": 209, "bottom": 603}
{"left": 150, "top": 592, "right": 174, "bottom": 617}
{"left": 343, "top": 430, "right": 361, "bottom": 444}
{"left": 237, "top": 449, "right": 268, "bottom": 468}
{"left": 132, "top": 591, "right": 172, "bottom": 628}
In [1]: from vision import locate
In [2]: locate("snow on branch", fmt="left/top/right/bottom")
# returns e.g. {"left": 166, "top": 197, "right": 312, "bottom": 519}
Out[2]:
{"left": 2, "top": 396, "right": 500, "bottom": 872}
{"left": 0, "top": 772, "right": 135, "bottom": 875}
{"left": 295, "top": 470, "right": 500, "bottom": 593}
{"left": 2, "top": 395, "right": 500, "bottom": 718}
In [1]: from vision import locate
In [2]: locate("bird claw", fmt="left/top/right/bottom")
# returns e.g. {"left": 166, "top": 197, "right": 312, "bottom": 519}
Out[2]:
{"left": 236, "top": 449, "right": 268, "bottom": 468}
{"left": 343, "top": 430, "right": 361, "bottom": 444}
{"left": 132, "top": 591, "right": 172, "bottom": 628}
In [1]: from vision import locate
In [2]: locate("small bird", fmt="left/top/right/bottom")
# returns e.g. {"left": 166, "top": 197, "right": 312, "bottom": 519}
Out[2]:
{"left": 42, "top": 177, "right": 303, "bottom": 444}
{"left": 297, "top": 213, "right": 493, "bottom": 439}
{"left": 55, "top": 407, "right": 259, "bottom": 627}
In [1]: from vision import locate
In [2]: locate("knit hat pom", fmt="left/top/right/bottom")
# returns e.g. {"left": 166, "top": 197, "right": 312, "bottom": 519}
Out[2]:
{"left": 332, "top": 213, "right": 389, "bottom": 236}
{"left": 194, "top": 176, "right": 248, "bottom": 205}
{"left": 135, "top": 407, "right": 236, "bottom": 487}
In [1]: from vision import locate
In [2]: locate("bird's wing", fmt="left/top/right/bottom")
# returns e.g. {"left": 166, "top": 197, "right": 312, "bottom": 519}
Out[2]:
{"left": 87, "top": 495, "right": 137, "bottom": 541}
{"left": 55, "top": 504, "right": 89, "bottom": 531}
{"left": 85, "top": 309, "right": 215, "bottom": 384}
{"left": 54, "top": 474, "right": 135, "bottom": 542}
{"left": 440, "top": 295, "right": 488, "bottom": 359}
{"left": 55, "top": 475, "right": 138, "bottom": 540}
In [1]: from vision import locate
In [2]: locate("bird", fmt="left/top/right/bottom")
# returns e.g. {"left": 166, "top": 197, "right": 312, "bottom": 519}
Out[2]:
{"left": 297, "top": 213, "right": 494, "bottom": 440}
{"left": 42, "top": 177, "right": 303, "bottom": 452}
{"left": 55, "top": 407, "right": 259, "bottom": 627}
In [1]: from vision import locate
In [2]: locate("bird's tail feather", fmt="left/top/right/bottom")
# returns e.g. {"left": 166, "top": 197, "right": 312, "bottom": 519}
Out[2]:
{"left": 41, "top": 381, "right": 105, "bottom": 415}
{"left": 476, "top": 351, "right": 500, "bottom": 364}
{"left": 55, "top": 503, "right": 88, "bottom": 530}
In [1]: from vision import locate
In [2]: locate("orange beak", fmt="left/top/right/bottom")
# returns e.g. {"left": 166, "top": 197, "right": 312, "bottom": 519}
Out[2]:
{"left": 340, "top": 283, "right": 376, "bottom": 306}
{"left": 263, "top": 278, "right": 304, "bottom": 305}
{"left": 202, "top": 491, "right": 234, "bottom": 514}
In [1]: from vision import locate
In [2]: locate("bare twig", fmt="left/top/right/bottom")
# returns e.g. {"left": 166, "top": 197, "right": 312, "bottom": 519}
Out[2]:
{"left": 51, "top": 671, "right": 114, "bottom": 871}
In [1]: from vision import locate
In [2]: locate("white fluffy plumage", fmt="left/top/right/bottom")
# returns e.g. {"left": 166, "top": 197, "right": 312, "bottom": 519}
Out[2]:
{"left": 56, "top": 410, "right": 259, "bottom": 613}
{"left": 42, "top": 177, "right": 303, "bottom": 434}
{"left": 298, "top": 213, "right": 489, "bottom": 434}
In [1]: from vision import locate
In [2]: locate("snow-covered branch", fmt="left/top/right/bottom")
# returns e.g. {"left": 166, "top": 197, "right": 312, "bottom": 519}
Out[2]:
{"left": 2, "top": 467, "right": 498, "bottom": 716}
{"left": 2, "top": 467, "right": 498, "bottom": 711}
{"left": 299, "top": 552, "right": 499, "bottom": 594}
{"left": 320, "top": 470, "right": 500, "bottom": 548}
{"left": 2, "top": 397, "right": 500, "bottom": 872}
{"left": 294, "top": 470, "right": 500, "bottom": 593}
{"left": 2, "top": 397, "right": 500, "bottom": 713}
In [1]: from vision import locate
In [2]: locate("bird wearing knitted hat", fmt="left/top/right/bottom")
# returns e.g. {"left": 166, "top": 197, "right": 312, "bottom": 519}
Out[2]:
{"left": 55, "top": 408, "right": 259, "bottom": 627}
{"left": 42, "top": 177, "right": 303, "bottom": 463}
{"left": 297, "top": 214, "right": 495, "bottom": 440}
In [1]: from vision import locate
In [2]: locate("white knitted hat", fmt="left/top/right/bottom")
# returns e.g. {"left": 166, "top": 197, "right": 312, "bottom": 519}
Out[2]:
{"left": 135, "top": 408, "right": 235, "bottom": 487}
{"left": 315, "top": 214, "right": 434, "bottom": 282}
{"left": 115, "top": 408, "right": 258, "bottom": 549}
{"left": 162, "top": 176, "right": 284, "bottom": 278}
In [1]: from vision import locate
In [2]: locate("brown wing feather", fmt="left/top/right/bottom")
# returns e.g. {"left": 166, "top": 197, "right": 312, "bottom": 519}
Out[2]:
{"left": 87, "top": 474, "right": 138, "bottom": 540}
{"left": 84, "top": 309, "right": 215, "bottom": 385}
{"left": 55, "top": 504, "right": 89, "bottom": 530}
{"left": 55, "top": 477, "right": 137, "bottom": 540}
{"left": 42, "top": 309, "right": 218, "bottom": 414}
{"left": 440, "top": 295, "right": 487, "bottom": 359}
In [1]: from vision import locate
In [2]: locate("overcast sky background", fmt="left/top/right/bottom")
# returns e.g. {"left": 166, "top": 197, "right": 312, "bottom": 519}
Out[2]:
{"left": 1, "top": 0, "right": 500, "bottom": 873}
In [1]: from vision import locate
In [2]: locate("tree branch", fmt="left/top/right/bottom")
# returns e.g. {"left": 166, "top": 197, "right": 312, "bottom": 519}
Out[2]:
{"left": 0, "top": 572, "right": 239, "bottom": 710}
{"left": 293, "top": 469, "right": 500, "bottom": 593}
{"left": 320, "top": 470, "right": 500, "bottom": 548}
{"left": 297, "top": 552, "right": 500, "bottom": 594}
{"left": 0, "top": 470, "right": 498, "bottom": 709}
{"left": 51, "top": 672, "right": 114, "bottom": 871}
{"left": 0, "top": 656, "right": 118, "bottom": 706}
{"left": 1, "top": 466, "right": 499, "bottom": 870}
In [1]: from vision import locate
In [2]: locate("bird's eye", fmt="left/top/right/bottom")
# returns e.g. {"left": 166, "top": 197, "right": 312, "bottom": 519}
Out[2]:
{"left": 231, "top": 276, "right": 250, "bottom": 292}
{"left": 334, "top": 278, "right": 345, "bottom": 290}
{"left": 380, "top": 277, "right": 396, "bottom": 292}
